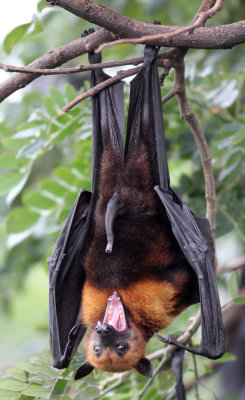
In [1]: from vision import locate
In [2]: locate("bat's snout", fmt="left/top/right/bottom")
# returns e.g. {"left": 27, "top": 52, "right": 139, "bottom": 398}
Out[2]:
{"left": 95, "top": 323, "right": 112, "bottom": 334}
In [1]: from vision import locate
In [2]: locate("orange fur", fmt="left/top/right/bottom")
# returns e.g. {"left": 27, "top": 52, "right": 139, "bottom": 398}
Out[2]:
{"left": 81, "top": 279, "right": 177, "bottom": 332}
{"left": 81, "top": 283, "right": 110, "bottom": 328}
{"left": 81, "top": 280, "right": 179, "bottom": 373}
{"left": 119, "top": 279, "right": 177, "bottom": 332}
{"left": 86, "top": 323, "right": 146, "bottom": 372}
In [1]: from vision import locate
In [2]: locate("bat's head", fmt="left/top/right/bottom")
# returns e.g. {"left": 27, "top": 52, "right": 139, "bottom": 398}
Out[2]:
{"left": 76, "top": 291, "right": 153, "bottom": 379}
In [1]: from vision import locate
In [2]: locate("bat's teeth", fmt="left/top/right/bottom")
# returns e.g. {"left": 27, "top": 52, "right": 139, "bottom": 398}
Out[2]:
{"left": 97, "top": 321, "right": 101, "bottom": 326}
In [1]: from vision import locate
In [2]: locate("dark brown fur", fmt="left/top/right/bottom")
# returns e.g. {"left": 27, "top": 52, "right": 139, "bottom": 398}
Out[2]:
{"left": 80, "top": 138, "right": 198, "bottom": 372}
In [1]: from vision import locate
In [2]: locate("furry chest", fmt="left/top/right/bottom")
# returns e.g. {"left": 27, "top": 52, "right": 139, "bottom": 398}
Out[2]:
{"left": 81, "top": 279, "right": 178, "bottom": 334}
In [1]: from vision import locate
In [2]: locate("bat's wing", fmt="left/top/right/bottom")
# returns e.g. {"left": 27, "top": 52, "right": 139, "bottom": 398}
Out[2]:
{"left": 48, "top": 50, "right": 124, "bottom": 369}
{"left": 126, "top": 45, "right": 225, "bottom": 359}
{"left": 48, "top": 189, "right": 91, "bottom": 368}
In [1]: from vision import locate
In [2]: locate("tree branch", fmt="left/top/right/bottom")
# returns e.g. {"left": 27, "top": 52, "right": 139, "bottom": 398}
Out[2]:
{"left": 47, "top": 0, "right": 245, "bottom": 49}
{"left": 169, "top": 61, "right": 216, "bottom": 231}
{"left": 218, "top": 255, "right": 245, "bottom": 274}
{"left": 96, "top": 0, "right": 224, "bottom": 52}
{"left": 1, "top": 0, "right": 244, "bottom": 102}
{"left": 0, "top": 29, "right": 113, "bottom": 102}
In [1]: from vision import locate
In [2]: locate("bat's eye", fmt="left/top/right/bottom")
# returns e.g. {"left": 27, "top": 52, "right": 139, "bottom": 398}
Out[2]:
{"left": 117, "top": 344, "right": 127, "bottom": 352}
{"left": 93, "top": 345, "right": 101, "bottom": 353}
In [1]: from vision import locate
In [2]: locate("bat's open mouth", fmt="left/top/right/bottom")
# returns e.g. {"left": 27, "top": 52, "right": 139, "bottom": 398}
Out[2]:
{"left": 102, "top": 291, "right": 127, "bottom": 331}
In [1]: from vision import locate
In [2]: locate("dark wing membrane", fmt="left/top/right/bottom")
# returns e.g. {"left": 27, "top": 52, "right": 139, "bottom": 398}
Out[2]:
{"left": 48, "top": 51, "right": 124, "bottom": 369}
{"left": 125, "top": 46, "right": 169, "bottom": 190}
{"left": 155, "top": 187, "right": 225, "bottom": 359}
{"left": 48, "top": 189, "right": 91, "bottom": 368}
{"left": 127, "top": 45, "right": 225, "bottom": 359}
{"left": 89, "top": 51, "right": 125, "bottom": 193}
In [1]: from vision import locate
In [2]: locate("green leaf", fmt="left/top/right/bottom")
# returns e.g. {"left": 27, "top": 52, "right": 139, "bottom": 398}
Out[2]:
{"left": 213, "top": 352, "right": 236, "bottom": 363}
{"left": 15, "top": 362, "right": 39, "bottom": 375}
{"left": 233, "top": 296, "right": 245, "bottom": 305}
{"left": 218, "top": 159, "right": 241, "bottom": 182}
{"left": 74, "top": 384, "right": 100, "bottom": 400}
{"left": 52, "top": 116, "right": 81, "bottom": 143}
{"left": 38, "top": 0, "right": 52, "bottom": 12}
{"left": 0, "top": 379, "right": 28, "bottom": 392}
{"left": 6, "top": 368, "right": 28, "bottom": 382}
{"left": 18, "top": 119, "right": 44, "bottom": 131}
{"left": 3, "top": 138, "right": 29, "bottom": 151}
{"left": 228, "top": 271, "right": 239, "bottom": 298}
{"left": 64, "top": 191, "right": 78, "bottom": 207}
{"left": 55, "top": 114, "right": 71, "bottom": 125}
{"left": 58, "top": 208, "right": 70, "bottom": 224}
{"left": 30, "top": 16, "right": 43, "bottom": 35}
{"left": 23, "top": 384, "right": 50, "bottom": 397}
{"left": 0, "top": 155, "right": 29, "bottom": 171}
{"left": 0, "top": 172, "right": 25, "bottom": 196}
{"left": 50, "top": 88, "right": 66, "bottom": 109}
{"left": 3, "top": 23, "right": 32, "bottom": 54}
{"left": 23, "top": 191, "right": 57, "bottom": 210}
{"left": 41, "top": 179, "right": 66, "bottom": 198}
{"left": 0, "top": 389, "right": 20, "bottom": 400}
{"left": 17, "top": 138, "right": 45, "bottom": 158}
{"left": 233, "top": 127, "right": 245, "bottom": 145}
{"left": 43, "top": 96, "right": 58, "bottom": 118}
{"left": 6, "top": 208, "right": 40, "bottom": 234}
{"left": 54, "top": 167, "right": 78, "bottom": 187}
{"left": 65, "top": 84, "right": 77, "bottom": 102}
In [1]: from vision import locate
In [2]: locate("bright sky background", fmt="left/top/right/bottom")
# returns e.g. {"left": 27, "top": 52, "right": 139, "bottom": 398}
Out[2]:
{"left": 0, "top": 0, "right": 37, "bottom": 39}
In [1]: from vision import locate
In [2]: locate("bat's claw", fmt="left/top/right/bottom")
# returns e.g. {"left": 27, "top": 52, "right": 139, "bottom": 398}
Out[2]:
{"left": 81, "top": 28, "right": 95, "bottom": 38}
{"left": 105, "top": 242, "right": 113, "bottom": 253}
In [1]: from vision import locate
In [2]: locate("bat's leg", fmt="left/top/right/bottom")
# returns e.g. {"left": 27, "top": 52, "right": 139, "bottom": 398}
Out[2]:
{"left": 122, "top": 45, "right": 169, "bottom": 213}
{"left": 87, "top": 47, "right": 125, "bottom": 252}
{"left": 88, "top": 51, "right": 125, "bottom": 197}
{"left": 125, "top": 45, "right": 169, "bottom": 189}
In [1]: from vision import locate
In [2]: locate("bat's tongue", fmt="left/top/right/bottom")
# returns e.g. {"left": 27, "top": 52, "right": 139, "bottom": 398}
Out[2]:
{"left": 102, "top": 291, "right": 127, "bottom": 331}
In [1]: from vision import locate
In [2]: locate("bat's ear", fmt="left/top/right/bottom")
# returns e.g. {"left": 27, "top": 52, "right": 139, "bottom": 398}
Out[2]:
{"left": 134, "top": 357, "right": 153, "bottom": 378}
{"left": 75, "top": 362, "right": 94, "bottom": 380}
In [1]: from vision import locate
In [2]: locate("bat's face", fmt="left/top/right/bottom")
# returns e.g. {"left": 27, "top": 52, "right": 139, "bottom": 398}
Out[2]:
{"left": 86, "top": 291, "right": 147, "bottom": 373}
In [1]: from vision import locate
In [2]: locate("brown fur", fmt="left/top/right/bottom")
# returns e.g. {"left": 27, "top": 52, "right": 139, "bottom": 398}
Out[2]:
{"left": 80, "top": 117, "right": 199, "bottom": 375}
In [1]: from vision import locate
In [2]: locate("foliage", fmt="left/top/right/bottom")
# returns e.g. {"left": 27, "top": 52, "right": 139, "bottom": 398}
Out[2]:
{"left": 0, "top": 1, "right": 245, "bottom": 399}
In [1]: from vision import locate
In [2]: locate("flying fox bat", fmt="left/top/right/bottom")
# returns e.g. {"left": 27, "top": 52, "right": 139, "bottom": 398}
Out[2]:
{"left": 48, "top": 37, "right": 225, "bottom": 382}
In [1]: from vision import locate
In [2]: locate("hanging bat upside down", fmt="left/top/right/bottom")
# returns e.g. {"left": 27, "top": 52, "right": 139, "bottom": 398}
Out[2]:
{"left": 48, "top": 32, "right": 225, "bottom": 381}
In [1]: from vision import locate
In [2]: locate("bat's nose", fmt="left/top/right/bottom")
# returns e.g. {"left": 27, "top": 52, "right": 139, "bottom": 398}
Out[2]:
{"left": 95, "top": 323, "right": 111, "bottom": 334}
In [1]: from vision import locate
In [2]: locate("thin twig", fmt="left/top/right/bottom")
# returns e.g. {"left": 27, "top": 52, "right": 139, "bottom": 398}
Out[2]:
{"left": 99, "top": 371, "right": 130, "bottom": 398}
{"left": 191, "top": 350, "right": 201, "bottom": 400}
{"left": 162, "top": 88, "right": 178, "bottom": 104}
{"left": 171, "top": 61, "right": 216, "bottom": 232}
{"left": 63, "top": 67, "right": 139, "bottom": 112}
{"left": 218, "top": 255, "right": 245, "bottom": 274}
{"left": 0, "top": 51, "right": 174, "bottom": 76}
{"left": 62, "top": 57, "right": 180, "bottom": 111}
